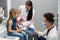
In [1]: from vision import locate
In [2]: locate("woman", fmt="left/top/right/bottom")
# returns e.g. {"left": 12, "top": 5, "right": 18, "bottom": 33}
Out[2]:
{"left": 7, "top": 9, "right": 27, "bottom": 40}
{"left": 17, "top": 0, "right": 38, "bottom": 40}
{"left": 35, "top": 13, "right": 58, "bottom": 40}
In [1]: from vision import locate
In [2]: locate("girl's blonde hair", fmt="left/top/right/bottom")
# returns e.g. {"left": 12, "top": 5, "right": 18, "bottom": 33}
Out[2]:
{"left": 8, "top": 8, "right": 20, "bottom": 23}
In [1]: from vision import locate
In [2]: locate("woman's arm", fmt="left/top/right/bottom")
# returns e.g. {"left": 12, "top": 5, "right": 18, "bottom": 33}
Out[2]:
{"left": 31, "top": 9, "right": 35, "bottom": 23}
{"left": 34, "top": 29, "right": 47, "bottom": 36}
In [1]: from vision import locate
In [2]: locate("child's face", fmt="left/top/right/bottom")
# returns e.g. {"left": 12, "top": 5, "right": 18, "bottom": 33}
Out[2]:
{"left": 14, "top": 10, "right": 20, "bottom": 18}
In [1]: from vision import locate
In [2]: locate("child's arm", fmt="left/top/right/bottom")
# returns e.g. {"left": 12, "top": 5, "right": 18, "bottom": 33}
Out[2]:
{"left": 8, "top": 20, "right": 17, "bottom": 32}
{"left": 16, "top": 26, "right": 22, "bottom": 32}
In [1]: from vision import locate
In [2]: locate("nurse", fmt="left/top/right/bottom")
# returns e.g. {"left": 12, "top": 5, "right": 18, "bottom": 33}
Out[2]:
{"left": 35, "top": 12, "right": 58, "bottom": 40}
{"left": 17, "top": 0, "right": 38, "bottom": 40}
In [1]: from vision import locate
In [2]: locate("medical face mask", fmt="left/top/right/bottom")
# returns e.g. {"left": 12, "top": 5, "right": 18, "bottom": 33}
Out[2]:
{"left": 42, "top": 21, "right": 46, "bottom": 27}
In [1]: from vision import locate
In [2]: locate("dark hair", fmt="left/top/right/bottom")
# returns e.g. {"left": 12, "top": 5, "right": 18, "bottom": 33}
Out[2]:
{"left": 44, "top": 12, "right": 55, "bottom": 24}
{"left": 25, "top": 0, "right": 33, "bottom": 21}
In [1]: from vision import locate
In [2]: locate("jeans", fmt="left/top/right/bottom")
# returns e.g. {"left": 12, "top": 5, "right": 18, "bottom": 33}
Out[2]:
{"left": 8, "top": 31, "right": 27, "bottom": 40}
{"left": 24, "top": 30, "right": 38, "bottom": 40}
{"left": 38, "top": 36, "right": 46, "bottom": 40}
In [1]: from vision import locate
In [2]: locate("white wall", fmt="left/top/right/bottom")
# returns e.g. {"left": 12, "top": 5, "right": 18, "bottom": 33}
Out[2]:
{"left": 58, "top": 0, "right": 60, "bottom": 40}
{"left": 58, "top": 0, "right": 60, "bottom": 34}
{"left": 7, "top": 0, "right": 11, "bottom": 19}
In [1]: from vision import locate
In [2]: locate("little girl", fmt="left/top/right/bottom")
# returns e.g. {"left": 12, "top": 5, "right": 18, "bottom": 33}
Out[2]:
{"left": 7, "top": 8, "right": 26, "bottom": 40}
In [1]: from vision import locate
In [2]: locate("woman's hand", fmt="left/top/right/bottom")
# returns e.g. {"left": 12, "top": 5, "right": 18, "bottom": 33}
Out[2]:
{"left": 34, "top": 29, "right": 39, "bottom": 35}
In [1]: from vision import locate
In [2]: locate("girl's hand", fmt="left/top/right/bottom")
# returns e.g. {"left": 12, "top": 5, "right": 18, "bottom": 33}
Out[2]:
{"left": 17, "top": 21, "right": 22, "bottom": 25}
{"left": 17, "top": 29, "right": 22, "bottom": 33}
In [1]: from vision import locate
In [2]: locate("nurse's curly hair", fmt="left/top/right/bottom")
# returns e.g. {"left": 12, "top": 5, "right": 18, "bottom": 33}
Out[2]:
{"left": 43, "top": 12, "right": 55, "bottom": 24}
